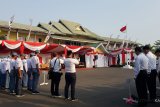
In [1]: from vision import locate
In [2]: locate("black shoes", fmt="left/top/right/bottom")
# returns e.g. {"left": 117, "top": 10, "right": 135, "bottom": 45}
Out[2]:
{"left": 32, "top": 91, "right": 40, "bottom": 95}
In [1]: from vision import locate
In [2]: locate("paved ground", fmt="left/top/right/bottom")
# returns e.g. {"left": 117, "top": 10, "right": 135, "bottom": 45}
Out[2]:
{"left": 0, "top": 67, "right": 160, "bottom": 107}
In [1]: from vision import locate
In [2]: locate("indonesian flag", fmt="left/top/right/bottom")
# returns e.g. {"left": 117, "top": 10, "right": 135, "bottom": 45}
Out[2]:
{"left": 120, "top": 26, "right": 127, "bottom": 33}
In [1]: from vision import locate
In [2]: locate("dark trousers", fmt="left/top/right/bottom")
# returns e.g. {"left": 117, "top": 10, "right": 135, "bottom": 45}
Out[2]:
{"left": 27, "top": 69, "right": 33, "bottom": 90}
{"left": 64, "top": 73, "right": 76, "bottom": 100}
{"left": 15, "top": 70, "right": 22, "bottom": 95}
{"left": 9, "top": 70, "right": 16, "bottom": 93}
{"left": 158, "top": 72, "right": 160, "bottom": 84}
{"left": 147, "top": 69, "right": 157, "bottom": 100}
{"left": 135, "top": 70, "right": 148, "bottom": 103}
{"left": 0, "top": 72, "right": 6, "bottom": 89}
{"left": 32, "top": 68, "right": 39, "bottom": 92}
{"left": 51, "top": 72, "right": 62, "bottom": 96}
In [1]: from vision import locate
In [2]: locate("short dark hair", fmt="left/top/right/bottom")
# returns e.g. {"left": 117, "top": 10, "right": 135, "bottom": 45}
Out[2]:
{"left": 143, "top": 45, "right": 151, "bottom": 50}
{"left": 135, "top": 46, "right": 142, "bottom": 53}
{"left": 52, "top": 52, "right": 57, "bottom": 57}
{"left": 67, "top": 50, "right": 73, "bottom": 56}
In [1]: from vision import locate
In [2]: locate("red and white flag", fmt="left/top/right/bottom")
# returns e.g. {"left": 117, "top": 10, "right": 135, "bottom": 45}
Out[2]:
{"left": 120, "top": 26, "right": 127, "bottom": 33}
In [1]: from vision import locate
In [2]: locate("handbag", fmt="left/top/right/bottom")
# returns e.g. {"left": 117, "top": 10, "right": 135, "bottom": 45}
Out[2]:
{"left": 48, "top": 58, "right": 57, "bottom": 79}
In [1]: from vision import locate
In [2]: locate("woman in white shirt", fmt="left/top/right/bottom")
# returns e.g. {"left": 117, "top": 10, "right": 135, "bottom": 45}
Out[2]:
{"left": 64, "top": 50, "right": 79, "bottom": 101}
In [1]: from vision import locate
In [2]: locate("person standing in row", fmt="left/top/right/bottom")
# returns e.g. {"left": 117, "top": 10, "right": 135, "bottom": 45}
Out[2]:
{"left": 5, "top": 56, "right": 10, "bottom": 89}
{"left": 143, "top": 45, "right": 157, "bottom": 102}
{"left": 64, "top": 50, "right": 79, "bottom": 101}
{"left": 9, "top": 52, "right": 17, "bottom": 94}
{"left": 0, "top": 58, "right": 3, "bottom": 90}
{"left": 134, "top": 47, "right": 148, "bottom": 106}
{"left": 0, "top": 58, "right": 7, "bottom": 90}
{"left": 15, "top": 54, "right": 24, "bottom": 97}
{"left": 31, "top": 50, "right": 40, "bottom": 94}
{"left": 50, "top": 52, "right": 64, "bottom": 97}
{"left": 21, "top": 54, "right": 28, "bottom": 89}
{"left": 27, "top": 53, "right": 34, "bottom": 91}
{"left": 155, "top": 49, "right": 160, "bottom": 83}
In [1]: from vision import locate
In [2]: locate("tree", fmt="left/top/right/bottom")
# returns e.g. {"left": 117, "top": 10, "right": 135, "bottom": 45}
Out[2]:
{"left": 154, "top": 40, "right": 160, "bottom": 48}
{"left": 0, "top": 35, "right": 7, "bottom": 40}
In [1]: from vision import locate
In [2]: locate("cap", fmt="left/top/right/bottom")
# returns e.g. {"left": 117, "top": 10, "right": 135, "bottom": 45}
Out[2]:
{"left": 12, "top": 52, "right": 18, "bottom": 56}
{"left": 35, "top": 50, "right": 40, "bottom": 53}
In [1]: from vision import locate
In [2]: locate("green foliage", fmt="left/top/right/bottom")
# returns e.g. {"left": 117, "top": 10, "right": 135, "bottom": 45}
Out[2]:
{"left": 0, "top": 35, "right": 7, "bottom": 40}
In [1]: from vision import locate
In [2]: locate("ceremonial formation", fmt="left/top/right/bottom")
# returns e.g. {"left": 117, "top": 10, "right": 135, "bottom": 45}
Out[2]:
{"left": 0, "top": 18, "right": 160, "bottom": 107}
{"left": 133, "top": 45, "right": 160, "bottom": 106}
{"left": 0, "top": 50, "right": 79, "bottom": 101}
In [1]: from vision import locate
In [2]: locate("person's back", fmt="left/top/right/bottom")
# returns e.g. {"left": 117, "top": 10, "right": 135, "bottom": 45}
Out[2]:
{"left": 64, "top": 58, "right": 79, "bottom": 73}
{"left": 64, "top": 51, "right": 79, "bottom": 101}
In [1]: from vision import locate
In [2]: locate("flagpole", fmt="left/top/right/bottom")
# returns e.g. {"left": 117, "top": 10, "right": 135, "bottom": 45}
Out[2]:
{"left": 27, "top": 19, "right": 33, "bottom": 41}
{"left": 7, "top": 15, "right": 15, "bottom": 40}
{"left": 7, "top": 29, "right": 11, "bottom": 40}
{"left": 106, "top": 34, "right": 113, "bottom": 49}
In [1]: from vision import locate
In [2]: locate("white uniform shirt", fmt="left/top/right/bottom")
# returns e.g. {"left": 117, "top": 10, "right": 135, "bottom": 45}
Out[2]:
{"left": 27, "top": 58, "right": 32, "bottom": 69}
{"left": 50, "top": 57, "right": 64, "bottom": 72}
{"left": 15, "top": 58, "right": 23, "bottom": 71}
{"left": 146, "top": 51, "right": 157, "bottom": 73}
{"left": 64, "top": 58, "right": 79, "bottom": 73}
{"left": 0, "top": 61, "right": 2, "bottom": 72}
{"left": 3, "top": 58, "right": 10, "bottom": 72}
{"left": 157, "top": 57, "right": 160, "bottom": 73}
{"left": 134, "top": 53, "right": 149, "bottom": 78}
{"left": 10, "top": 58, "right": 16, "bottom": 71}
{"left": 1, "top": 60, "right": 7, "bottom": 74}
{"left": 23, "top": 59, "right": 28, "bottom": 72}
{"left": 31, "top": 55, "right": 40, "bottom": 69}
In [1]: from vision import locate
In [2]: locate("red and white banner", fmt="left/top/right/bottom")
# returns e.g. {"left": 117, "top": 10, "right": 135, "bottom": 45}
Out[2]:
{"left": 124, "top": 48, "right": 133, "bottom": 53}
{"left": 110, "top": 49, "right": 122, "bottom": 56}
{"left": 23, "top": 42, "right": 46, "bottom": 51}
{"left": 3, "top": 40, "right": 21, "bottom": 49}
{"left": 65, "top": 45, "right": 82, "bottom": 53}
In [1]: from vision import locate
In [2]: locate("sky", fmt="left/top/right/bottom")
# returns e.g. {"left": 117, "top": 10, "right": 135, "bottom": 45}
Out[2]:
{"left": 0, "top": 0, "right": 160, "bottom": 45}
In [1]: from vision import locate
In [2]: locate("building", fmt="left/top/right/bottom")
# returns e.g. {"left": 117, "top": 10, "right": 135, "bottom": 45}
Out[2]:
{"left": 0, "top": 19, "right": 138, "bottom": 68}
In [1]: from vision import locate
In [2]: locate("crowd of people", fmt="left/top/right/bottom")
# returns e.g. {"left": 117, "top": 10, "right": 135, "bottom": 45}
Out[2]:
{"left": 134, "top": 45, "right": 160, "bottom": 106}
{"left": 0, "top": 50, "right": 79, "bottom": 101}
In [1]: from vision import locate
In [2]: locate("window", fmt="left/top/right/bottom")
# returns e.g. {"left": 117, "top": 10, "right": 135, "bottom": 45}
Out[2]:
{"left": 18, "top": 36, "right": 25, "bottom": 41}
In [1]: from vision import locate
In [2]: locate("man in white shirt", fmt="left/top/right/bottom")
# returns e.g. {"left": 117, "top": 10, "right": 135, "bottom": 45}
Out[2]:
{"left": 5, "top": 56, "right": 11, "bottom": 89}
{"left": 143, "top": 45, "right": 157, "bottom": 102}
{"left": 155, "top": 49, "right": 160, "bottom": 83}
{"left": 31, "top": 50, "right": 41, "bottom": 94}
{"left": 9, "top": 52, "right": 17, "bottom": 94}
{"left": 21, "top": 54, "right": 28, "bottom": 89}
{"left": 50, "top": 52, "right": 64, "bottom": 97}
{"left": 0, "top": 58, "right": 7, "bottom": 90}
{"left": 0, "top": 58, "right": 3, "bottom": 90}
{"left": 27, "top": 53, "right": 34, "bottom": 91}
{"left": 134, "top": 47, "right": 148, "bottom": 106}
{"left": 15, "top": 54, "right": 24, "bottom": 97}
{"left": 64, "top": 50, "right": 79, "bottom": 101}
